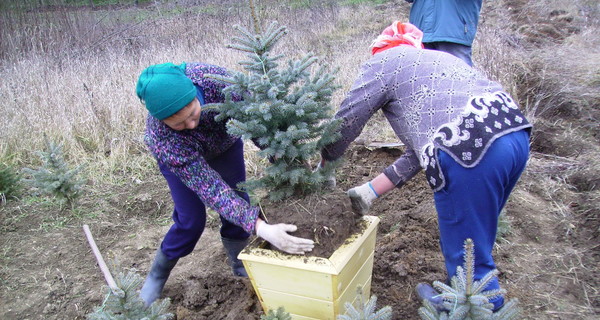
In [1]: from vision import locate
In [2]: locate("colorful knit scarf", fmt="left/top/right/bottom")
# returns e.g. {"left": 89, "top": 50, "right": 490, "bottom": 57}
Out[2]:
{"left": 371, "top": 22, "right": 424, "bottom": 55}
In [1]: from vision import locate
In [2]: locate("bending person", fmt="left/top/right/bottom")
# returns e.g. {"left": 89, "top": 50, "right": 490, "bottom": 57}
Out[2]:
{"left": 322, "top": 22, "right": 531, "bottom": 312}
{"left": 135, "top": 62, "right": 314, "bottom": 306}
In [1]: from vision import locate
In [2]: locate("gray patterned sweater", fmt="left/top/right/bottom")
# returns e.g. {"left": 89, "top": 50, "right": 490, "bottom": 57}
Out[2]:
{"left": 322, "top": 46, "right": 532, "bottom": 192}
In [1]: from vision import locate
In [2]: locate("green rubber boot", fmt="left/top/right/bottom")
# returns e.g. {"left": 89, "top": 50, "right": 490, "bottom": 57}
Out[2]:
{"left": 139, "top": 248, "right": 178, "bottom": 306}
{"left": 221, "top": 237, "right": 249, "bottom": 277}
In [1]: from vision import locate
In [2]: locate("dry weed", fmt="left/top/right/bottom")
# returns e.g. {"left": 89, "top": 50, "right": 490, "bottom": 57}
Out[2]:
{"left": 0, "top": 0, "right": 406, "bottom": 182}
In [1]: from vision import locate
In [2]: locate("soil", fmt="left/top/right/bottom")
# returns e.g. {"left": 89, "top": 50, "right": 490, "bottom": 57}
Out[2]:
{"left": 1, "top": 143, "right": 447, "bottom": 320}
{"left": 258, "top": 190, "right": 363, "bottom": 258}
{"left": 5, "top": 137, "right": 597, "bottom": 320}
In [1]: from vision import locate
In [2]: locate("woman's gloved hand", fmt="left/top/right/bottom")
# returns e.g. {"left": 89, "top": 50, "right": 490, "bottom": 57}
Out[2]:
{"left": 347, "top": 182, "right": 379, "bottom": 215}
{"left": 255, "top": 219, "right": 314, "bottom": 254}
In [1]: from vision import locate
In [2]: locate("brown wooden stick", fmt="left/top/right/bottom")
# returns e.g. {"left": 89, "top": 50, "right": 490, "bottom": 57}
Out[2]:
{"left": 83, "top": 224, "right": 123, "bottom": 296}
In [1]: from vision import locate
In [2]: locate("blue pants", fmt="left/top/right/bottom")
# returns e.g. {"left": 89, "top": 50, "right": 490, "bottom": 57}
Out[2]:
{"left": 425, "top": 41, "right": 473, "bottom": 67}
{"left": 158, "top": 139, "right": 250, "bottom": 260}
{"left": 434, "top": 130, "right": 530, "bottom": 310}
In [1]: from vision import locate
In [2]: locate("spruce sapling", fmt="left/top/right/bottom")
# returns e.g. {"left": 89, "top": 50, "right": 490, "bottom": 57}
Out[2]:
{"left": 84, "top": 225, "right": 173, "bottom": 319}
{"left": 338, "top": 286, "right": 392, "bottom": 320}
{"left": 0, "top": 163, "right": 21, "bottom": 204}
{"left": 206, "top": 20, "right": 341, "bottom": 201}
{"left": 23, "top": 135, "right": 84, "bottom": 205}
{"left": 261, "top": 307, "right": 292, "bottom": 320}
{"left": 86, "top": 270, "right": 173, "bottom": 320}
{"left": 418, "top": 239, "right": 521, "bottom": 320}
{"left": 495, "top": 210, "right": 512, "bottom": 243}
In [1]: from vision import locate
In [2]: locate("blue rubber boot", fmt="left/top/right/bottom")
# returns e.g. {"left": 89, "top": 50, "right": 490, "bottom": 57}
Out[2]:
{"left": 221, "top": 237, "right": 249, "bottom": 277}
{"left": 140, "top": 248, "right": 178, "bottom": 307}
{"left": 416, "top": 283, "right": 445, "bottom": 311}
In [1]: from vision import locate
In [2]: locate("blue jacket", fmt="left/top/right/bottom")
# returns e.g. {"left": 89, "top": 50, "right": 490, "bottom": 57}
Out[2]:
{"left": 408, "top": 0, "right": 483, "bottom": 46}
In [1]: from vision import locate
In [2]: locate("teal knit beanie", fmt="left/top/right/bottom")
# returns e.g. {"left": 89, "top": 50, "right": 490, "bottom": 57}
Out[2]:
{"left": 136, "top": 62, "right": 196, "bottom": 120}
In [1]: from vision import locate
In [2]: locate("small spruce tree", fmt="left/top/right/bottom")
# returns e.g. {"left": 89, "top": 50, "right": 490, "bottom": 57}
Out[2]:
{"left": 337, "top": 286, "right": 392, "bottom": 320}
{"left": 207, "top": 20, "right": 341, "bottom": 201}
{"left": 495, "top": 210, "right": 512, "bottom": 243}
{"left": 418, "top": 239, "right": 521, "bottom": 320}
{"left": 261, "top": 307, "right": 292, "bottom": 320}
{"left": 86, "top": 270, "right": 173, "bottom": 320}
{"left": 23, "top": 135, "right": 84, "bottom": 205}
{"left": 0, "top": 163, "right": 21, "bottom": 204}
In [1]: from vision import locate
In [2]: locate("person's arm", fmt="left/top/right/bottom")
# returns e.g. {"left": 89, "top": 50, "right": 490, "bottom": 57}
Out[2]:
{"left": 321, "top": 58, "right": 392, "bottom": 161}
{"left": 346, "top": 147, "right": 421, "bottom": 215}
{"left": 153, "top": 139, "right": 260, "bottom": 234}
{"left": 155, "top": 144, "right": 315, "bottom": 253}
{"left": 382, "top": 147, "right": 422, "bottom": 188}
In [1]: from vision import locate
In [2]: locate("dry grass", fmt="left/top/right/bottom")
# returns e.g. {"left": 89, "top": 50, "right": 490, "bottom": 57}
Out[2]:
{"left": 515, "top": 33, "right": 600, "bottom": 128}
{"left": 0, "top": 0, "right": 403, "bottom": 182}
{"left": 476, "top": 0, "right": 600, "bottom": 129}
{"left": 475, "top": 1, "right": 525, "bottom": 97}
{"left": 512, "top": 148, "right": 599, "bottom": 318}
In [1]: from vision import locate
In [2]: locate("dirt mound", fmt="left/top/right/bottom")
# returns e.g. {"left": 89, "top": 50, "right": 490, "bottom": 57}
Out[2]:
{"left": 3, "top": 136, "right": 597, "bottom": 319}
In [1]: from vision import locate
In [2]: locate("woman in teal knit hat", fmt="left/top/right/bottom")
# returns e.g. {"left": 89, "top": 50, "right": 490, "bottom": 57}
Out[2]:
{"left": 135, "top": 62, "right": 314, "bottom": 306}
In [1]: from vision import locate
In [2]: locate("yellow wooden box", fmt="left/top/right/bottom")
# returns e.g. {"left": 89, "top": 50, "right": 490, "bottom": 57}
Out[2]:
{"left": 238, "top": 215, "right": 380, "bottom": 320}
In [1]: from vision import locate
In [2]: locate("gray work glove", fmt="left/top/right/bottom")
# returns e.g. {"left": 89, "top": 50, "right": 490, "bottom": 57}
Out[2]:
{"left": 347, "top": 182, "right": 378, "bottom": 215}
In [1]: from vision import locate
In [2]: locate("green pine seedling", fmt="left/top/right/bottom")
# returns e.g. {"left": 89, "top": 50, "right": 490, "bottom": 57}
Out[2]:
{"left": 0, "top": 163, "right": 21, "bottom": 203}
{"left": 23, "top": 135, "right": 84, "bottom": 205}
{"left": 207, "top": 20, "right": 342, "bottom": 201}
{"left": 495, "top": 210, "right": 512, "bottom": 243}
{"left": 261, "top": 307, "right": 292, "bottom": 320}
{"left": 418, "top": 239, "right": 521, "bottom": 320}
{"left": 86, "top": 270, "right": 173, "bottom": 320}
{"left": 338, "top": 286, "right": 392, "bottom": 320}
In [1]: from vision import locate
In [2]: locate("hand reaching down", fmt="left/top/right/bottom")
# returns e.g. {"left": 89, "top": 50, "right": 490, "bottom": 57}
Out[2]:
{"left": 255, "top": 220, "right": 314, "bottom": 254}
{"left": 347, "top": 182, "right": 379, "bottom": 215}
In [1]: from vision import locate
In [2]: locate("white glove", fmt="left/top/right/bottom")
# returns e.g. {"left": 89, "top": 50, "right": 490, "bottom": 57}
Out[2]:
{"left": 255, "top": 220, "right": 314, "bottom": 254}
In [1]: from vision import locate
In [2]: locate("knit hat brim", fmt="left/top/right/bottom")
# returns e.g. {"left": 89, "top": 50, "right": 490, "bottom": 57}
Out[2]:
{"left": 136, "top": 63, "right": 196, "bottom": 120}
